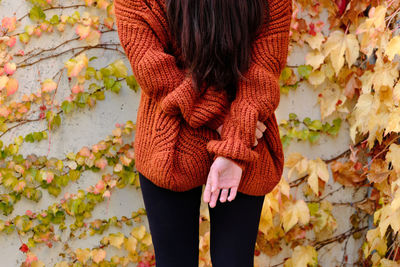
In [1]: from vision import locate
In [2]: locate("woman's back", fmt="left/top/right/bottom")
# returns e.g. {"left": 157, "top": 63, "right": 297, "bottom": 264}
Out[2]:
{"left": 113, "top": 0, "right": 291, "bottom": 196}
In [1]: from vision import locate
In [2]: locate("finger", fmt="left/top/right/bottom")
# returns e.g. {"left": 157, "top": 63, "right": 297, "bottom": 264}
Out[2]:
{"left": 219, "top": 188, "right": 229, "bottom": 203}
{"left": 203, "top": 179, "right": 212, "bottom": 203}
{"left": 255, "top": 128, "right": 263, "bottom": 139}
{"left": 209, "top": 188, "right": 220, "bottom": 208}
{"left": 257, "top": 121, "right": 267, "bottom": 132}
{"left": 227, "top": 186, "right": 238, "bottom": 202}
{"left": 253, "top": 138, "right": 258, "bottom": 147}
{"left": 210, "top": 167, "right": 219, "bottom": 193}
{"left": 203, "top": 168, "right": 215, "bottom": 203}
{"left": 216, "top": 125, "right": 223, "bottom": 135}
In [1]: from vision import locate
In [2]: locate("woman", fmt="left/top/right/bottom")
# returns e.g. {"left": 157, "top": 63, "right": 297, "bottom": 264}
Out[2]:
{"left": 114, "top": 0, "right": 292, "bottom": 266}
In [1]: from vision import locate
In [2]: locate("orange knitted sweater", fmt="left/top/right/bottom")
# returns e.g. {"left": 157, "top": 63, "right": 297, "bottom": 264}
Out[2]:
{"left": 114, "top": 0, "right": 292, "bottom": 196}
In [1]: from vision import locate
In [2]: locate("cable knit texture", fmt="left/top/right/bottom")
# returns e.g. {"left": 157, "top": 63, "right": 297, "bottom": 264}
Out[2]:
{"left": 114, "top": 0, "right": 292, "bottom": 196}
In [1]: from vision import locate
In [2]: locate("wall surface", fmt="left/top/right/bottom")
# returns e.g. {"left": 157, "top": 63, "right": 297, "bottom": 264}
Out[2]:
{"left": 0, "top": 1, "right": 366, "bottom": 266}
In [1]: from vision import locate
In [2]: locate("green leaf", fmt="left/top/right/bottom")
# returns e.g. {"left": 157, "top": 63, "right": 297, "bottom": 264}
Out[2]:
{"left": 297, "top": 129, "right": 309, "bottom": 141}
{"left": 111, "top": 59, "right": 128, "bottom": 78}
{"left": 303, "top": 117, "right": 312, "bottom": 126}
{"left": 289, "top": 113, "right": 298, "bottom": 120}
{"left": 29, "top": 6, "right": 46, "bottom": 22}
{"left": 126, "top": 75, "right": 139, "bottom": 92}
{"left": 24, "top": 133, "right": 35, "bottom": 143}
{"left": 95, "top": 71, "right": 103, "bottom": 81}
{"left": 85, "top": 67, "right": 96, "bottom": 80}
{"left": 279, "top": 67, "right": 292, "bottom": 82}
{"left": 308, "top": 131, "right": 320, "bottom": 143}
{"left": 48, "top": 186, "right": 61, "bottom": 197}
{"left": 111, "top": 81, "right": 122, "bottom": 93}
{"left": 308, "top": 120, "right": 323, "bottom": 131}
{"left": 298, "top": 65, "right": 313, "bottom": 79}
{"left": 322, "top": 122, "right": 331, "bottom": 132}
{"left": 76, "top": 92, "right": 89, "bottom": 107}
{"left": 49, "top": 15, "right": 59, "bottom": 25}
{"left": 104, "top": 77, "right": 116, "bottom": 90}
{"left": 100, "top": 66, "right": 113, "bottom": 77}
{"left": 19, "top": 33, "right": 30, "bottom": 44}
{"left": 308, "top": 202, "right": 319, "bottom": 216}
{"left": 61, "top": 100, "right": 74, "bottom": 114}
{"left": 94, "top": 91, "right": 105, "bottom": 100}
{"left": 32, "top": 131, "right": 43, "bottom": 141}
{"left": 281, "top": 135, "right": 291, "bottom": 148}
{"left": 327, "top": 124, "right": 340, "bottom": 136}
{"left": 333, "top": 118, "right": 342, "bottom": 127}
{"left": 69, "top": 170, "right": 81, "bottom": 181}
{"left": 280, "top": 85, "right": 291, "bottom": 94}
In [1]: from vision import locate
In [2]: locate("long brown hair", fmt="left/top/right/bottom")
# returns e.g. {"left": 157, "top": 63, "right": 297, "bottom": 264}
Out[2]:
{"left": 166, "top": 0, "right": 268, "bottom": 101}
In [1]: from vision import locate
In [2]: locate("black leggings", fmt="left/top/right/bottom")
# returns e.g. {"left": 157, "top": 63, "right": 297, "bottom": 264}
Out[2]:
{"left": 138, "top": 172, "right": 265, "bottom": 267}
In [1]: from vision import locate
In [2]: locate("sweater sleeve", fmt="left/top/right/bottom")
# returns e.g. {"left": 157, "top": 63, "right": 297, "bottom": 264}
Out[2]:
{"left": 206, "top": 0, "right": 292, "bottom": 170}
{"left": 114, "top": 0, "right": 229, "bottom": 130}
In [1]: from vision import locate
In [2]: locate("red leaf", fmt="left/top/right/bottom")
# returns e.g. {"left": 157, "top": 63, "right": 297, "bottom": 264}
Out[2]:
{"left": 335, "top": 0, "right": 348, "bottom": 15}
{"left": 19, "top": 243, "right": 29, "bottom": 253}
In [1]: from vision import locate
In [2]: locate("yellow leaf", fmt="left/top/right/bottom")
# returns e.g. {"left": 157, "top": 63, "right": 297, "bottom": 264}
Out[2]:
{"left": 307, "top": 158, "right": 329, "bottom": 195}
{"left": 344, "top": 34, "right": 359, "bottom": 67}
{"left": 323, "top": 30, "right": 359, "bottom": 75}
{"left": 349, "top": 93, "right": 374, "bottom": 143}
{"left": 385, "top": 36, "right": 400, "bottom": 61}
{"left": 75, "top": 248, "right": 91, "bottom": 264}
{"left": 305, "top": 50, "right": 325, "bottom": 70}
{"left": 360, "top": 70, "right": 374, "bottom": 94}
{"left": 54, "top": 262, "right": 69, "bottom": 267}
{"left": 91, "top": 248, "right": 106, "bottom": 264}
{"left": 319, "top": 83, "right": 346, "bottom": 119}
{"left": 108, "top": 232, "right": 125, "bottom": 249}
{"left": 124, "top": 236, "right": 138, "bottom": 254}
{"left": 372, "top": 53, "right": 399, "bottom": 90}
{"left": 281, "top": 199, "right": 310, "bottom": 232}
{"left": 315, "top": 158, "right": 330, "bottom": 182}
{"left": 86, "top": 29, "right": 101, "bottom": 46}
{"left": 6, "top": 78, "right": 18, "bottom": 96}
{"left": 285, "top": 152, "right": 304, "bottom": 168}
{"left": 31, "top": 261, "right": 45, "bottom": 267}
{"left": 366, "top": 228, "right": 387, "bottom": 256}
{"left": 304, "top": 32, "right": 325, "bottom": 50}
{"left": 131, "top": 225, "right": 146, "bottom": 240}
{"left": 308, "top": 70, "right": 325, "bottom": 86}
{"left": 379, "top": 259, "right": 400, "bottom": 267}
{"left": 65, "top": 53, "right": 89, "bottom": 77}
{"left": 41, "top": 79, "right": 57, "bottom": 93}
{"left": 386, "top": 144, "right": 400, "bottom": 174}
{"left": 284, "top": 245, "right": 318, "bottom": 267}
{"left": 393, "top": 81, "right": 400, "bottom": 105}
{"left": 0, "top": 75, "right": 9, "bottom": 90}
{"left": 142, "top": 232, "right": 152, "bottom": 246}
{"left": 259, "top": 194, "right": 280, "bottom": 235}
{"left": 385, "top": 109, "right": 400, "bottom": 135}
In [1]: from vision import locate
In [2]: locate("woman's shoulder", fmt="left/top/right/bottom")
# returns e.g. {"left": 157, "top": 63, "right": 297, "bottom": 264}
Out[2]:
{"left": 114, "top": 0, "right": 167, "bottom": 19}
{"left": 114, "top": 0, "right": 149, "bottom": 12}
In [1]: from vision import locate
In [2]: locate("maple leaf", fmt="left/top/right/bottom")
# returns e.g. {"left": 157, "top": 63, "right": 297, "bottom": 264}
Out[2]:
{"left": 330, "top": 160, "right": 366, "bottom": 187}
{"left": 281, "top": 199, "right": 310, "bottom": 232}
{"left": 323, "top": 30, "right": 360, "bottom": 75}
{"left": 284, "top": 245, "right": 318, "bottom": 267}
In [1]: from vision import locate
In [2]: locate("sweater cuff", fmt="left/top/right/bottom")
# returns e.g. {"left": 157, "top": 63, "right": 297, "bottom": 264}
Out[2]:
{"left": 212, "top": 154, "right": 248, "bottom": 172}
{"left": 206, "top": 104, "right": 260, "bottom": 166}
{"left": 160, "top": 76, "right": 197, "bottom": 116}
{"left": 160, "top": 76, "right": 230, "bottom": 129}
{"left": 189, "top": 88, "right": 230, "bottom": 129}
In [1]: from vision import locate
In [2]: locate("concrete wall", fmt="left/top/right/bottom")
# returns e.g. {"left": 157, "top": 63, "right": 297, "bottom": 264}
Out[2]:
{"left": 0, "top": 1, "right": 364, "bottom": 266}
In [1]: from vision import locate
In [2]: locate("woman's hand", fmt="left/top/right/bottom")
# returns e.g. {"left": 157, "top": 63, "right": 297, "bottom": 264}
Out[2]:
{"left": 203, "top": 156, "right": 243, "bottom": 208}
{"left": 216, "top": 121, "right": 267, "bottom": 146}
